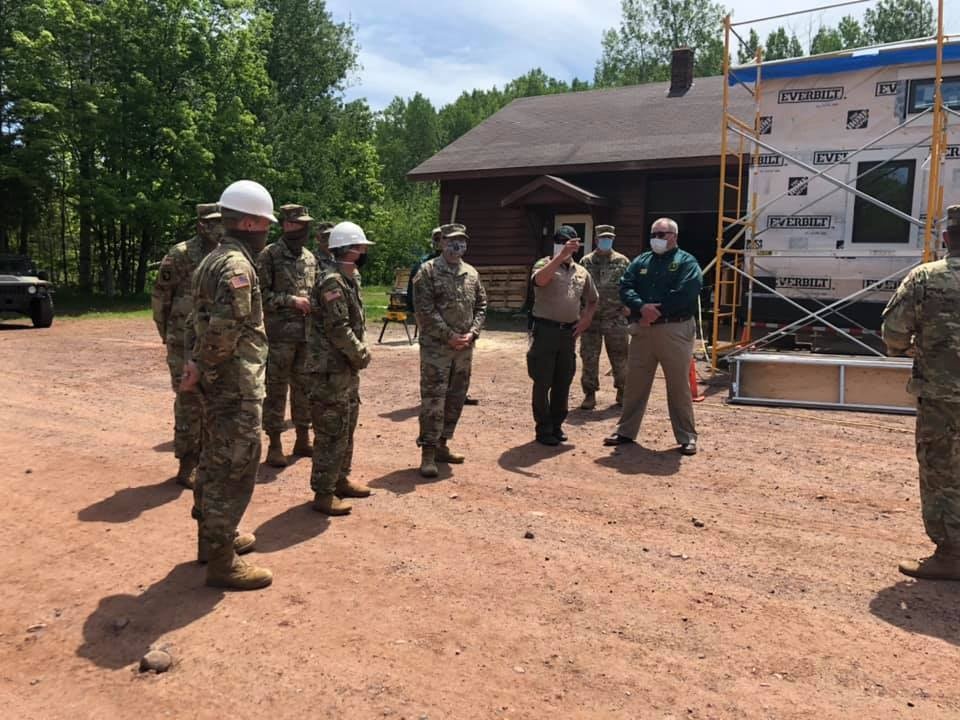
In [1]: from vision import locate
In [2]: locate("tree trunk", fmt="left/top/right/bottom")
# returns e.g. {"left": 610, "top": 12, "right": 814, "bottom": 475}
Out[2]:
{"left": 17, "top": 214, "right": 29, "bottom": 255}
{"left": 135, "top": 227, "right": 151, "bottom": 294}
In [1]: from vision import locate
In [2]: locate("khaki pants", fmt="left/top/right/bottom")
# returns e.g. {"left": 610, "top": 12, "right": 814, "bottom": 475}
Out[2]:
{"left": 615, "top": 318, "right": 697, "bottom": 445}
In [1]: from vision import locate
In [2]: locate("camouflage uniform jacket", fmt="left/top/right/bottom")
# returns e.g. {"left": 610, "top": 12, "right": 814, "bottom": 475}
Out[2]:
{"left": 257, "top": 238, "right": 317, "bottom": 343}
{"left": 413, "top": 255, "right": 487, "bottom": 352}
{"left": 882, "top": 255, "right": 960, "bottom": 400}
{"left": 581, "top": 250, "right": 630, "bottom": 322}
{"left": 306, "top": 258, "right": 369, "bottom": 375}
{"left": 152, "top": 235, "right": 210, "bottom": 346}
{"left": 187, "top": 236, "right": 268, "bottom": 399}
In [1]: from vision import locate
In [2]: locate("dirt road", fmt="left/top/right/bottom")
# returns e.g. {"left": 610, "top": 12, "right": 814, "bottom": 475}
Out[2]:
{"left": 1, "top": 316, "right": 957, "bottom": 719}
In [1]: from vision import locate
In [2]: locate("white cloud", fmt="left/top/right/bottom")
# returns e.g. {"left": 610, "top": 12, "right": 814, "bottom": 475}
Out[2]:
{"left": 350, "top": 48, "right": 514, "bottom": 109}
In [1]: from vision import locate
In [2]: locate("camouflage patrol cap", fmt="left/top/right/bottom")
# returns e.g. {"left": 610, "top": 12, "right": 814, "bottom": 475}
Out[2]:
{"left": 196, "top": 203, "right": 220, "bottom": 221}
{"left": 595, "top": 224, "right": 615, "bottom": 238}
{"left": 948, "top": 205, "right": 960, "bottom": 229}
{"left": 279, "top": 204, "right": 314, "bottom": 223}
{"left": 441, "top": 223, "right": 468, "bottom": 240}
{"left": 432, "top": 226, "right": 442, "bottom": 239}
{"left": 316, "top": 221, "right": 335, "bottom": 237}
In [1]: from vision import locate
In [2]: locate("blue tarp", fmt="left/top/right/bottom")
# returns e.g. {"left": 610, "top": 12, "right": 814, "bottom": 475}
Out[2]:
{"left": 729, "top": 43, "right": 960, "bottom": 85}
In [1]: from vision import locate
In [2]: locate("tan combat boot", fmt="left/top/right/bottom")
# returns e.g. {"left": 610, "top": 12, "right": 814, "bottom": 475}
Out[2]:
{"left": 313, "top": 493, "right": 352, "bottom": 515}
{"left": 292, "top": 426, "right": 313, "bottom": 457}
{"left": 175, "top": 454, "right": 198, "bottom": 489}
{"left": 580, "top": 392, "right": 597, "bottom": 410}
{"left": 265, "top": 432, "right": 287, "bottom": 467}
{"left": 197, "top": 529, "right": 257, "bottom": 564}
{"left": 336, "top": 478, "right": 371, "bottom": 498}
{"left": 899, "top": 547, "right": 960, "bottom": 580}
{"left": 436, "top": 439, "right": 464, "bottom": 464}
{"left": 205, "top": 545, "right": 272, "bottom": 590}
{"left": 419, "top": 446, "right": 438, "bottom": 478}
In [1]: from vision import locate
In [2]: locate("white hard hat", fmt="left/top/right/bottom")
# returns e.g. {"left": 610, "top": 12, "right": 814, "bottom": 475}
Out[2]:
{"left": 218, "top": 180, "right": 277, "bottom": 223}
{"left": 328, "top": 221, "right": 375, "bottom": 249}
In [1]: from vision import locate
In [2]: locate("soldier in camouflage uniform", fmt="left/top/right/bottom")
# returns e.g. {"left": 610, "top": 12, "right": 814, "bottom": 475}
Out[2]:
{"left": 181, "top": 180, "right": 276, "bottom": 591}
{"left": 258, "top": 204, "right": 318, "bottom": 467}
{"left": 151, "top": 203, "right": 221, "bottom": 488}
{"left": 314, "top": 221, "right": 335, "bottom": 261}
{"left": 305, "top": 221, "right": 374, "bottom": 516}
{"left": 413, "top": 223, "right": 487, "bottom": 478}
{"left": 579, "top": 224, "right": 630, "bottom": 410}
{"left": 883, "top": 204, "right": 960, "bottom": 581}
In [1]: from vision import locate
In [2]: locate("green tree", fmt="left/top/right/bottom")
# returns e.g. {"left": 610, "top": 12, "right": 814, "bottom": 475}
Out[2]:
{"left": 737, "top": 28, "right": 760, "bottom": 64}
{"left": 595, "top": 0, "right": 727, "bottom": 87}
{"left": 838, "top": 15, "right": 868, "bottom": 48}
{"left": 810, "top": 25, "right": 843, "bottom": 54}
{"left": 863, "top": 0, "right": 934, "bottom": 44}
{"left": 764, "top": 27, "right": 804, "bottom": 61}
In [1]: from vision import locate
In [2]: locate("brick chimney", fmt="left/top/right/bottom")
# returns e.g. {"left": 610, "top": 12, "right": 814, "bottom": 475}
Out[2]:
{"left": 669, "top": 47, "right": 695, "bottom": 97}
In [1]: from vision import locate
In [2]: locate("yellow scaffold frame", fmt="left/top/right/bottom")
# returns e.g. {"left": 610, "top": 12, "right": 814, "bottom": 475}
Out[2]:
{"left": 709, "top": 0, "right": 953, "bottom": 372}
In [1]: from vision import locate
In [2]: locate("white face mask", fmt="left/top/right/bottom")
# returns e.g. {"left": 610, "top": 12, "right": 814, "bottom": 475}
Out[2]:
{"left": 650, "top": 237, "right": 670, "bottom": 254}
{"left": 553, "top": 243, "right": 566, "bottom": 258}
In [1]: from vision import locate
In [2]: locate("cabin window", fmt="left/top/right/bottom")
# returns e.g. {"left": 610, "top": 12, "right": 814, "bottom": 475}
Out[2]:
{"left": 907, "top": 75, "right": 960, "bottom": 114}
{"left": 851, "top": 159, "right": 915, "bottom": 244}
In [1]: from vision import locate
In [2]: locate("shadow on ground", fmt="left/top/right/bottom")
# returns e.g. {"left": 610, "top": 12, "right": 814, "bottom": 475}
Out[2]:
{"left": 78, "top": 479, "right": 187, "bottom": 523}
{"left": 152, "top": 440, "right": 175, "bottom": 453}
{"left": 594, "top": 444, "right": 682, "bottom": 476}
{"left": 870, "top": 579, "right": 960, "bottom": 647}
{"left": 77, "top": 562, "right": 222, "bottom": 670}
{"left": 368, "top": 467, "right": 448, "bottom": 495}
{"left": 565, "top": 405, "right": 621, "bottom": 426}
{"left": 253, "top": 502, "right": 330, "bottom": 553}
{"left": 378, "top": 405, "right": 420, "bottom": 422}
{"left": 498, "top": 441, "right": 574, "bottom": 479}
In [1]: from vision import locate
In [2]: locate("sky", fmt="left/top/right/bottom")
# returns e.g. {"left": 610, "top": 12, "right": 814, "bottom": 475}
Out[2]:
{"left": 324, "top": 0, "right": 960, "bottom": 111}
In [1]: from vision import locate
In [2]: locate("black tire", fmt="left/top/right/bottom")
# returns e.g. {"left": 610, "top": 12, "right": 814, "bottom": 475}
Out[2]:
{"left": 31, "top": 297, "right": 54, "bottom": 328}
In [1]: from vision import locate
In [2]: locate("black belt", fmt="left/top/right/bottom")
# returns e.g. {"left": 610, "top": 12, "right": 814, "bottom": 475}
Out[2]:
{"left": 532, "top": 316, "right": 576, "bottom": 330}
{"left": 651, "top": 314, "right": 692, "bottom": 325}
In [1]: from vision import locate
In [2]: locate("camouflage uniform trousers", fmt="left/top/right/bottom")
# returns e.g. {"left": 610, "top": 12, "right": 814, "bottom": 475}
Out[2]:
{"left": 579, "top": 316, "right": 629, "bottom": 394}
{"left": 309, "top": 370, "right": 360, "bottom": 496}
{"left": 166, "top": 344, "right": 203, "bottom": 460}
{"left": 263, "top": 340, "right": 311, "bottom": 435}
{"left": 417, "top": 347, "right": 472, "bottom": 447}
{"left": 191, "top": 390, "right": 263, "bottom": 551}
{"left": 916, "top": 397, "right": 960, "bottom": 549}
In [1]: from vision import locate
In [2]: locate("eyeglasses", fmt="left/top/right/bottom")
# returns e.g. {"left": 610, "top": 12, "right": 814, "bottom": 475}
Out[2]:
{"left": 651, "top": 231, "right": 674, "bottom": 238}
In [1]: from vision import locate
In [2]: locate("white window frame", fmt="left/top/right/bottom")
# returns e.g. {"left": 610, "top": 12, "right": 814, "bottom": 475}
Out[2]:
{"left": 554, "top": 214, "right": 594, "bottom": 254}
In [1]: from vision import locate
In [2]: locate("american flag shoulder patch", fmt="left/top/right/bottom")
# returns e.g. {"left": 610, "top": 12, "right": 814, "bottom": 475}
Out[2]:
{"left": 230, "top": 274, "right": 250, "bottom": 289}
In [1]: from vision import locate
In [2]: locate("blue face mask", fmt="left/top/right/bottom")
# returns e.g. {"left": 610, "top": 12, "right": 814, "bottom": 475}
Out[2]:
{"left": 597, "top": 237, "right": 614, "bottom": 252}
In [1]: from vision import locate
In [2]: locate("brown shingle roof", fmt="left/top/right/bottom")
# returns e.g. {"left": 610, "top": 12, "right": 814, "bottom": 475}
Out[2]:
{"left": 408, "top": 75, "right": 753, "bottom": 181}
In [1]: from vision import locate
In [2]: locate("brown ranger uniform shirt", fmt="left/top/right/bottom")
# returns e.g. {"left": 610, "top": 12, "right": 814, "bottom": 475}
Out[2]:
{"left": 530, "top": 257, "right": 599, "bottom": 324}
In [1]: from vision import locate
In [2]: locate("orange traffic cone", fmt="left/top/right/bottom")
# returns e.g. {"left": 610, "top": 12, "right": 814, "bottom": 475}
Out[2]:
{"left": 689, "top": 358, "right": 705, "bottom": 403}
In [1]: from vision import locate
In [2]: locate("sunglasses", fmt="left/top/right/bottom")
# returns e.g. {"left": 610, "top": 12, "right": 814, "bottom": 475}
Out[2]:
{"left": 651, "top": 231, "right": 674, "bottom": 238}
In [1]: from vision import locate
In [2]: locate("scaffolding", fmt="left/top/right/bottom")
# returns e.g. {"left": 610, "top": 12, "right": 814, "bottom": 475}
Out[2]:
{"left": 710, "top": 0, "right": 955, "bottom": 373}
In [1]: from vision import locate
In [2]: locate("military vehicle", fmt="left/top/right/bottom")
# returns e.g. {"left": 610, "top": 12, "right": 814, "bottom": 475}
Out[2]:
{"left": 0, "top": 254, "right": 54, "bottom": 327}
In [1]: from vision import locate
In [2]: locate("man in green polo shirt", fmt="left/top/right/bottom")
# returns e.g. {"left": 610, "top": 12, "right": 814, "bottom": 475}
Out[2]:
{"left": 604, "top": 217, "right": 702, "bottom": 455}
{"left": 528, "top": 226, "right": 599, "bottom": 446}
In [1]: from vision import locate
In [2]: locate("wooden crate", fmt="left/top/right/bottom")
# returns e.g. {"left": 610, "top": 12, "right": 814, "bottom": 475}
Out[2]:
{"left": 478, "top": 265, "right": 530, "bottom": 311}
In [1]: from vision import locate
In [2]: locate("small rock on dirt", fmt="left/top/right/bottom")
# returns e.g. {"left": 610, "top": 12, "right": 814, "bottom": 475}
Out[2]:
{"left": 112, "top": 617, "right": 130, "bottom": 632}
{"left": 513, "top": 666, "right": 525, "bottom": 674}
{"left": 691, "top": 518, "right": 705, "bottom": 528}
{"left": 26, "top": 623, "right": 46, "bottom": 633}
{"left": 523, "top": 531, "right": 535, "bottom": 540}
{"left": 449, "top": 494, "right": 459, "bottom": 500}
{"left": 139, "top": 649, "right": 172, "bottom": 674}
